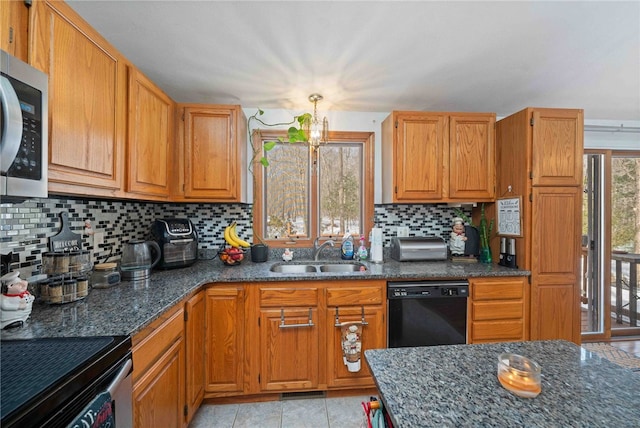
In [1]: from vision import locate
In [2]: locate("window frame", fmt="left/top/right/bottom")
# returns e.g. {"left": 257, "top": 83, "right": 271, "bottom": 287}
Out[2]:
{"left": 252, "top": 130, "right": 375, "bottom": 248}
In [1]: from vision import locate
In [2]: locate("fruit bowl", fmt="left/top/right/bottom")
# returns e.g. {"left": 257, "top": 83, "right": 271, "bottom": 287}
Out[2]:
{"left": 218, "top": 247, "right": 246, "bottom": 266}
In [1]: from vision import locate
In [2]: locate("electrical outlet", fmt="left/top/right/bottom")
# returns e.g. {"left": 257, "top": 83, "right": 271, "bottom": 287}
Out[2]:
{"left": 397, "top": 226, "right": 409, "bottom": 237}
{"left": 93, "top": 232, "right": 104, "bottom": 247}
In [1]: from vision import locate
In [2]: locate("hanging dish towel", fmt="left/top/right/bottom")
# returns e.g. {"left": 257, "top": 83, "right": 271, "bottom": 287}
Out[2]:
{"left": 341, "top": 322, "right": 363, "bottom": 372}
{"left": 67, "top": 391, "right": 114, "bottom": 428}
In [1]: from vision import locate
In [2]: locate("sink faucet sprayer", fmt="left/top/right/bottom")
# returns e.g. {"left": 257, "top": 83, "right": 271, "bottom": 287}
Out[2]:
{"left": 313, "top": 238, "right": 336, "bottom": 261}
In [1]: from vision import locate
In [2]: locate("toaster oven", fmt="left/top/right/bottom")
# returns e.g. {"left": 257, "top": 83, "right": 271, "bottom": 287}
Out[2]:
{"left": 150, "top": 219, "right": 198, "bottom": 269}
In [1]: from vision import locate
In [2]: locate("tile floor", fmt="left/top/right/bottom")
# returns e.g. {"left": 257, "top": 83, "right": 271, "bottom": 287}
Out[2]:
{"left": 189, "top": 395, "right": 372, "bottom": 428}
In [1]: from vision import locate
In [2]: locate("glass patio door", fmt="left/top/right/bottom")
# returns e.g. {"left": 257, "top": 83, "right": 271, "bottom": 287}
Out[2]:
{"left": 582, "top": 152, "right": 640, "bottom": 339}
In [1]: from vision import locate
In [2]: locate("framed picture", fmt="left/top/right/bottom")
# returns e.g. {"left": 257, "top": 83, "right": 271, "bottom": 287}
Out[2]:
{"left": 497, "top": 197, "right": 522, "bottom": 236}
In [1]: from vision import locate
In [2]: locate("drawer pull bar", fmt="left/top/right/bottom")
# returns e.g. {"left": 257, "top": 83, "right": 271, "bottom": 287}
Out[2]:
{"left": 279, "top": 308, "right": 314, "bottom": 329}
{"left": 334, "top": 306, "right": 369, "bottom": 327}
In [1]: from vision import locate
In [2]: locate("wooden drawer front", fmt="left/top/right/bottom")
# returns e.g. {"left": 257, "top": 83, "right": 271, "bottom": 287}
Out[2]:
{"left": 132, "top": 307, "right": 184, "bottom": 383}
{"left": 472, "top": 301, "right": 523, "bottom": 321}
{"left": 472, "top": 282, "right": 524, "bottom": 300}
{"left": 326, "top": 287, "right": 383, "bottom": 306}
{"left": 471, "top": 321, "right": 524, "bottom": 342}
{"left": 260, "top": 288, "right": 318, "bottom": 307}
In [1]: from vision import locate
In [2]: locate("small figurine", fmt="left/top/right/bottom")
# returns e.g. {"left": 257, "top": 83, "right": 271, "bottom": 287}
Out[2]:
{"left": 1, "top": 271, "right": 35, "bottom": 329}
{"left": 282, "top": 248, "right": 293, "bottom": 262}
{"left": 449, "top": 217, "right": 468, "bottom": 256}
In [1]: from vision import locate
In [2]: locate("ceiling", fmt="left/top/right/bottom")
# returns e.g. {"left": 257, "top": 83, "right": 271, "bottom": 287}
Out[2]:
{"left": 66, "top": 1, "right": 640, "bottom": 120}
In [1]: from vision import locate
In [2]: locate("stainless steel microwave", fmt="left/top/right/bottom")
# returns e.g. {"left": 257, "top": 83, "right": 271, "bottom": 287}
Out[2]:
{"left": 0, "top": 49, "right": 48, "bottom": 198}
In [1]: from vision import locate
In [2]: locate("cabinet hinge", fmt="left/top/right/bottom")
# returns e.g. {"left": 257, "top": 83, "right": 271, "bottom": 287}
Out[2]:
{"left": 394, "top": 186, "right": 398, "bottom": 194}
{"left": 394, "top": 120, "right": 398, "bottom": 129}
{"left": 8, "top": 27, "right": 14, "bottom": 44}
{"left": 529, "top": 171, "right": 533, "bottom": 180}
{"left": 530, "top": 118, "right": 534, "bottom": 126}
{"left": 528, "top": 276, "right": 532, "bottom": 285}
{"left": 258, "top": 373, "right": 261, "bottom": 384}
{"left": 529, "top": 193, "right": 533, "bottom": 202}
{"left": 184, "top": 310, "right": 188, "bottom": 322}
{"left": 258, "top": 317, "right": 260, "bottom": 327}
{"left": 184, "top": 405, "right": 188, "bottom": 417}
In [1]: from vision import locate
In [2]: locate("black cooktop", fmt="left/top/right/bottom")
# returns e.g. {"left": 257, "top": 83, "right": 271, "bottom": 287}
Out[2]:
{"left": 0, "top": 336, "right": 131, "bottom": 428}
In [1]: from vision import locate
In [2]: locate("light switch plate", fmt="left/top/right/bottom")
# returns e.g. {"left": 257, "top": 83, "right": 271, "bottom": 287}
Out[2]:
{"left": 397, "top": 226, "right": 409, "bottom": 237}
{"left": 93, "top": 232, "right": 104, "bottom": 247}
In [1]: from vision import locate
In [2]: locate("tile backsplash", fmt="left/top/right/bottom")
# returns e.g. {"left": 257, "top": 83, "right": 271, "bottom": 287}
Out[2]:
{"left": 1, "top": 196, "right": 469, "bottom": 276}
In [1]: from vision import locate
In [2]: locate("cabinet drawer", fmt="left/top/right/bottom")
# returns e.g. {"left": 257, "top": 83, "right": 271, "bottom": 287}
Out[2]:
{"left": 472, "top": 301, "right": 523, "bottom": 321}
{"left": 132, "top": 306, "right": 184, "bottom": 383}
{"left": 260, "top": 288, "right": 318, "bottom": 307}
{"left": 472, "top": 282, "right": 524, "bottom": 300}
{"left": 326, "top": 287, "right": 383, "bottom": 306}
{"left": 471, "top": 321, "right": 524, "bottom": 342}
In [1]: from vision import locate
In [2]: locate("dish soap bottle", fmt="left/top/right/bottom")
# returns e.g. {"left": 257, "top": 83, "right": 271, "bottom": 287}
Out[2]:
{"left": 341, "top": 232, "right": 354, "bottom": 260}
{"left": 356, "top": 235, "right": 368, "bottom": 261}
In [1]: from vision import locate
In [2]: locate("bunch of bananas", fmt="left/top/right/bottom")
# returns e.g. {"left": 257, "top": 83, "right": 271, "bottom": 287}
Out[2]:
{"left": 223, "top": 222, "right": 251, "bottom": 249}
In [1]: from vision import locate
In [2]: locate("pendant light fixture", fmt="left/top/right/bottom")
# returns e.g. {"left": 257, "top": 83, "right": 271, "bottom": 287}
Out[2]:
{"left": 307, "top": 93, "right": 329, "bottom": 152}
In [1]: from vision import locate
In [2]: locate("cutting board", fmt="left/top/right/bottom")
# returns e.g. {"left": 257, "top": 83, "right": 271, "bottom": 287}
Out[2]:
{"left": 49, "top": 211, "right": 82, "bottom": 252}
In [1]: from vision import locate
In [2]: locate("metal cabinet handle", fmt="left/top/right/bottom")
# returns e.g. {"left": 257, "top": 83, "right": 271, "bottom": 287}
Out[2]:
{"left": 334, "top": 306, "right": 369, "bottom": 327}
{"left": 279, "top": 308, "right": 314, "bottom": 329}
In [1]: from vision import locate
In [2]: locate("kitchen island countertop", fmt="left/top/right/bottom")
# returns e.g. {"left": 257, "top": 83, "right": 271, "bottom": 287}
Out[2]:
{"left": 1, "top": 257, "right": 527, "bottom": 340}
{"left": 365, "top": 340, "right": 640, "bottom": 427}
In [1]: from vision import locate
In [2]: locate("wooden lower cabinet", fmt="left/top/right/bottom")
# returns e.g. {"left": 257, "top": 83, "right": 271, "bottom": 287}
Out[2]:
{"left": 185, "top": 291, "right": 205, "bottom": 421}
{"left": 132, "top": 305, "right": 186, "bottom": 428}
{"left": 468, "top": 277, "right": 528, "bottom": 343}
{"left": 259, "top": 307, "right": 320, "bottom": 391}
{"left": 204, "top": 286, "right": 245, "bottom": 395}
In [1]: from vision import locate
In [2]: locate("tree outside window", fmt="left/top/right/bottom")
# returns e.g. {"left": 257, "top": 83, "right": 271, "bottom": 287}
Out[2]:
{"left": 253, "top": 131, "right": 374, "bottom": 248}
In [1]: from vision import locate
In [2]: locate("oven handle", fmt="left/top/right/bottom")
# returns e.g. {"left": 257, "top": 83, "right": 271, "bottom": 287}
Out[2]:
{"left": 107, "top": 358, "right": 132, "bottom": 396}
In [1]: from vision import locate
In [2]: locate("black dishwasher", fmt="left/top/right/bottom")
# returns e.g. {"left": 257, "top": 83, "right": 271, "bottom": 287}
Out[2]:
{"left": 387, "top": 281, "right": 468, "bottom": 348}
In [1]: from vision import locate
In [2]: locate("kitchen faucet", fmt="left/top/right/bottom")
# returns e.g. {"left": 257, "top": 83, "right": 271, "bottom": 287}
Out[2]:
{"left": 313, "top": 237, "right": 335, "bottom": 261}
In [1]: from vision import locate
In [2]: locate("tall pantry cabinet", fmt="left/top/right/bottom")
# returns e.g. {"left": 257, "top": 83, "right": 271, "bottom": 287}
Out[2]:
{"left": 495, "top": 108, "right": 583, "bottom": 344}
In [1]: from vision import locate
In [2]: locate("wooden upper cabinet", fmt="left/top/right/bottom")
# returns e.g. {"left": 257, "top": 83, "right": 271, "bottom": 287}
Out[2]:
{"left": 531, "top": 109, "right": 583, "bottom": 187}
{"left": 1, "top": 0, "right": 30, "bottom": 61}
{"left": 382, "top": 111, "right": 495, "bottom": 203}
{"left": 32, "top": 1, "right": 126, "bottom": 196}
{"left": 448, "top": 114, "right": 495, "bottom": 200}
{"left": 178, "top": 105, "right": 247, "bottom": 202}
{"left": 127, "top": 67, "right": 173, "bottom": 199}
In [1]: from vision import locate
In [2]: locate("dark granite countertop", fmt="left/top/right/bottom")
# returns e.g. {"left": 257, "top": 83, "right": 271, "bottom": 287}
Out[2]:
{"left": 365, "top": 340, "right": 640, "bottom": 427}
{"left": 1, "top": 257, "right": 528, "bottom": 340}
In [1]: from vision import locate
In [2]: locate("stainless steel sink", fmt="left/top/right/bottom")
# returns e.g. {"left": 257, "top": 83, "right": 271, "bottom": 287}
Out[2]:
{"left": 269, "top": 264, "right": 318, "bottom": 273}
{"left": 319, "top": 263, "right": 366, "bottom": 272}
{"left": 269, "top": 262, "right": 366, "bottom": 273}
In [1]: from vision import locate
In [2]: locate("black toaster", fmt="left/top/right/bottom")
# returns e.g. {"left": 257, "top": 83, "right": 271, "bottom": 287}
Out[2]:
{"left": 150, "top": 219, "right": 198, "bottom": 269}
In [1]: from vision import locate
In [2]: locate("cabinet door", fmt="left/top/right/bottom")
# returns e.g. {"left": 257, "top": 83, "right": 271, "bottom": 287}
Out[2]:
{"left": 185, "top": 291, "right": 205, "bottom": 422}
{"left": 326, "top": 305, "right": 385, "bottom": 388}
{"left": 531, "top": 109, "right": 583, "bottom": 187}
{"left": 395, "top": 113, "right": 447, "bottom": 201}
{"left": 127, "top": 67, "right": 173, "bottom": 198}
{"left": 183, "top": 106, "right": 246, "bottom": 201}
{"left": 205, "top": 287, "right": 244, "bottom": 394}
{"left": 1, "top": 0, "right": 30, "bottom": 61}
{"left": 133, "top": 338, "right": 186, "bottom": 428}
{"left": 530, "top": 186, "right": 581, "bottom": 343}
{"left": 449, "top": 114, "right": 495, "bottom": 200}
{"left": 259, "top": 307, "right": 319, "bottom": 391}
{"left": 34, "top": 2, "right": 126, "bottom": 195}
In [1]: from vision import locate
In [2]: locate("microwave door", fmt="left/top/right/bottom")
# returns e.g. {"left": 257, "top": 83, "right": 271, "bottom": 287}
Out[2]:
{"left": 0, "top": 75, "right": 23, "bottom": 176}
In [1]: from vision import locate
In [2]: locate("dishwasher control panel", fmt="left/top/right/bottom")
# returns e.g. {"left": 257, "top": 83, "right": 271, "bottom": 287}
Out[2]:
{"left": 387, "top": 281, "right": 469, "bottom": 299}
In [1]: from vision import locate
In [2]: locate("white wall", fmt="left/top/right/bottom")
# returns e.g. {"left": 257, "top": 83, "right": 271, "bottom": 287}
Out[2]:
{"left": 242, "top": 108, "right": 390, "bottom": 203}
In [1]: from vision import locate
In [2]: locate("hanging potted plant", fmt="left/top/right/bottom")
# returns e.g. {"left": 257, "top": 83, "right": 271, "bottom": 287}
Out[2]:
{"left": 454, "top": 204, "right": 494, "bottom": 263}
